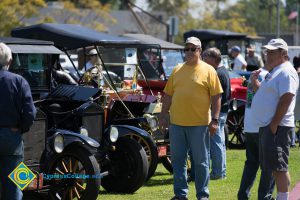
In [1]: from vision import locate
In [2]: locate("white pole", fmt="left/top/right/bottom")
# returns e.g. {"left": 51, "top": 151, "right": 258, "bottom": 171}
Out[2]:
{"left": 296, "top": 3, "right": 299, "bottom": 45}
{"left": 276, "top": 0, "right": 280, "bottom": 38}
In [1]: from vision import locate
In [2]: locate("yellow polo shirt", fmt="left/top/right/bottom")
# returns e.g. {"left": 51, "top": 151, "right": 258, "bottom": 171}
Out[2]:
{"left": 164, "top": 61, "right": 223, "bottom": 126}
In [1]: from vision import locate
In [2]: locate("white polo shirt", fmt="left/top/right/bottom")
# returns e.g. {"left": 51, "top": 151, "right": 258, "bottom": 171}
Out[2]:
{"left": 251, "top": 61, "right": 299, "bottom": 127}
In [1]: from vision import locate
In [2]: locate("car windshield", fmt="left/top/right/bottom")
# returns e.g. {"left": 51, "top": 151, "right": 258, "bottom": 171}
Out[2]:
{"left": 10, "top": 53, "right": 51, "bottom": 89}
{"left": 99, "top": 46, "right": 162, "bottom": 81}
{"left": 162, "top": 49, "right": 184, "bottom": 78}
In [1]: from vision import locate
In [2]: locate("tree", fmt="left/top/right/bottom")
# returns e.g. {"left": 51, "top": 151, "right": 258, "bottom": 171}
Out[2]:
{"left": 228, "top": 0, "right": 289, "bottom": 34}
{"left": 199, "top": 0, "right": 289, "bottom": 35}
{"left": 147, "top": 0, "right": 190, "bottom": 16}
{"left": 0, "top": 0, "right": 46, "bottom": 36}
{"left": 24, "top": 0, "right": 116, "bottom": 33}
{"left": 54, "top": 0, "right": 115, "bottom": 32}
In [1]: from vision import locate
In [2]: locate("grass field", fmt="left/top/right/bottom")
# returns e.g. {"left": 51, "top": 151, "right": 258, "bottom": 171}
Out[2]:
{"left": 98, "top": 148, "right": 300, "bottom": 200}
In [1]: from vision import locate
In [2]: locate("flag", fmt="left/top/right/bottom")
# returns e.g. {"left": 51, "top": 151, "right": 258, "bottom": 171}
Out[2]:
{"left": 288, "top": 11, "right": 298, "bottom": 20}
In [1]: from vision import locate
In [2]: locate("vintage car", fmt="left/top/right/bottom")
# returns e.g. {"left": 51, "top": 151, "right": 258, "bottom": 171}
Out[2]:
{"left": 0, "top": 37, "right": 103, "bottom": 199}
{"left": 12, "top": 23, "right": 160, "bottom": 183}
{"left": 3, "top": 36, "right": 149, "bottom": 198}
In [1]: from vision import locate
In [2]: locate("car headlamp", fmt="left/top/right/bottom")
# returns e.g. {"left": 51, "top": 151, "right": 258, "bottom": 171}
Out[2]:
{"left": 109, "top": 126, "right": 118, "bottom": 143}
{"left": 80, "top": 127, "right": 89, "bottom": 136}
{"left": 143, "top": 114, "right": 158, "bottom": 131}
{"left": 232, "top": 99, "right": 238, "bottom": 111}
{"left": 54, "top": 134, "right": 64, "bottom": 153}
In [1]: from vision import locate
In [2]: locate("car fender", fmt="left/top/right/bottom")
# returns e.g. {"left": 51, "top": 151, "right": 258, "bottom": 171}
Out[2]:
{"left": 110, "top": 124, "right": 152, "bottom": 140}
{"left": 51, "top": 129, "right": 100, "bottom": 152}
{"left": 110, "top": 117, "right": 147, "bottom": 128}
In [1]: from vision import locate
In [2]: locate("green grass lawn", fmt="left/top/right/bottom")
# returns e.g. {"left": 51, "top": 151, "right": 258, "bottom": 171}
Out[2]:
{"left": 98, "top": 148, "right": 300, "bottom": 200}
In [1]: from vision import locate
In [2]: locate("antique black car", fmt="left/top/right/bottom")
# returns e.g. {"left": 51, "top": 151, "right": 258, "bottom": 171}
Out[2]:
{"left": 0, "top": 37, "right": 103, "bottom": 199}
{"left": 2, "top": 36, "right": 148, "bottom": 199}
{"left": 12, "top": 23, "right": 152, "bottom": 189}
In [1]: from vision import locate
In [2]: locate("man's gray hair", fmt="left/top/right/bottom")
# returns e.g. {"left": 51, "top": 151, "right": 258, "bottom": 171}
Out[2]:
{"left": 0, "top": 43, "right": 12, "bottom": 70}
{"left": 202, "top": 47, "right": 222, "bottom": 64}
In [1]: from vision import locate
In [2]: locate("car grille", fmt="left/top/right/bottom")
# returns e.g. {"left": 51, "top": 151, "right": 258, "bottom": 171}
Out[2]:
{"left": 82, "top": 113, "right": 103, "bottom": 142}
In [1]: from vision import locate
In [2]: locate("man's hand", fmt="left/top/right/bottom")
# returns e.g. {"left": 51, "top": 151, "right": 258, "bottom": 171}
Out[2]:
{"left": 159, "top": 94, "right": 172, "bottom": 134}
{"left": 269, "top": 121, "right": 278, "bottom": 135}
{"left": 159, "top": 114, "right": 169, "bottom": 132}
{"left": 269, "top": 93, "right": 295, "bottom": 135}
{"left": 208, "top": 120, "right": 218, "bottom": 135}
{"left": 250, "top": 69, "right": 261, "bottom": 82}
{"left": 250, "top": 69, "right": 261, "bottom": 91}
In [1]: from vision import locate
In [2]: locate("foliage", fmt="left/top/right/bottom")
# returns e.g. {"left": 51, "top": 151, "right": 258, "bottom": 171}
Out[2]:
{"left": 0, "top": 0, "right": 46, "bottom": 36}
{"left": 146, "top": 0, "right": 199, "bottom": 44}
{"left": 99, "top": 0, "right": 137, "bottom": 10}
{"left": 147, "top": 0, "right": 189, "bottom": 16}
{"left": 199, "top": 2, "right": 256, "bottom": 35}
{"left": 234, "top": 0, "right": 290, "bottom": 33}
{"left": 51, "top": 0, "right": 115, "bottom": 32}
{"left": 99, "top": 0, "right": 121, "bottom": 9}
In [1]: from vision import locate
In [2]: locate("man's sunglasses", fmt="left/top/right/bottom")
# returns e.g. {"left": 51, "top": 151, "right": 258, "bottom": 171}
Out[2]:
{"left": 184, "top": 47, "right": 199, "bottom": 52}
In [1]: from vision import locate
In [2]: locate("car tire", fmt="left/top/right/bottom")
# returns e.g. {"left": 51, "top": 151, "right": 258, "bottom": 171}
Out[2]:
{"left": 125, "top": 133, "right": 158, "bottom": 181}
{"left": 101, "top": 137, "right": 148, "bottom": 193}
{"left": 47, "top": 147, "right": 100, "bottom": 200}
{"left": 226, "top": 109, "right": 246, "bottom": 149}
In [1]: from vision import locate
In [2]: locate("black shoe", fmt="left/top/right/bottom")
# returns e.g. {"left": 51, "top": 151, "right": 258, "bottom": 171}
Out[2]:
{"left": 171, "top": 196, "right": 188, "bottom": 200}
{"left": 187, "top": 176, "right": 194, "bottom": 183}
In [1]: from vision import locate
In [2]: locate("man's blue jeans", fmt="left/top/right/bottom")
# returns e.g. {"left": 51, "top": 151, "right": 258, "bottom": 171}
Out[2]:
{"left": 169, "top": 124, "right": 209, "bottom": 199}
{"left": 210, "top": 112, "right": 227, "bottom": 178}
{"left": 238, "top": 133, "right": 275, "bottom": 200}
{"left": 0, "top": 128, "right": 24, "bottom": 200}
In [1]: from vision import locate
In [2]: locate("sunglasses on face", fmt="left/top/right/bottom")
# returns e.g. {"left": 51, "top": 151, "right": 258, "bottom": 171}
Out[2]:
{"left": 262, "top": 49, "right": 280, "bottom": 55}
{"left": 184, "top": 47, "right": 199, "bottom": 52}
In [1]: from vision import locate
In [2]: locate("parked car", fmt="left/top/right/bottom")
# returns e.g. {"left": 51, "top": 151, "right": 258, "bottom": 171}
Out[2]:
{"left": 6, "top": 34, "right": 149, "bottom": 196}
{"left": 2, "top": 36, "right": 103, "bottom": 200}
{"left": 12, "top": 23, "right": 155, "bottom": 187}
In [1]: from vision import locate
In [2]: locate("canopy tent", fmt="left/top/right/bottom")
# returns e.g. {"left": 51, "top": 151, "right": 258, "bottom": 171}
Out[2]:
{"left": 0, "top": 37, "right": 62, "bottom": 54}
{"left": 11, "top": 23, "right": 139, "bottom": 50}
{"left": 123, "top": 34, "right": 184, "bottom": 50}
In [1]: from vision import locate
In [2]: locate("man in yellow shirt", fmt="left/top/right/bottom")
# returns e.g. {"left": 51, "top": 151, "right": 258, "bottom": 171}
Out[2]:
{"left": 159, "top": 37, "right": 223, "bottom": 200}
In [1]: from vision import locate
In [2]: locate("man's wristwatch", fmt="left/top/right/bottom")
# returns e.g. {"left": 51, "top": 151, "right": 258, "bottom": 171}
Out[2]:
{"left": 211, "top": 118, "right": 219, "bottom": 123}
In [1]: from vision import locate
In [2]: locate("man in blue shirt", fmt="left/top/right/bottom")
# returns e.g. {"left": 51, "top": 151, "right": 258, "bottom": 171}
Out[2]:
{"left": 0, "top": 43, "right": 36, "bottom": 200}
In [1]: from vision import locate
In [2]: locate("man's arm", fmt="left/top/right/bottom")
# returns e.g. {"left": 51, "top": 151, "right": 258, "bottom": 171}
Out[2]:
{"left": 270, "top": 92, "right": 295, "bottom": 134}
{"left": 241, "top": 64, "right": 247, "bottom": 71}
{"left": 159, "top": 94, "right": 172, "bottom": 131}
{"left": 209, "top": 93, "right": 221, "bottom": 134}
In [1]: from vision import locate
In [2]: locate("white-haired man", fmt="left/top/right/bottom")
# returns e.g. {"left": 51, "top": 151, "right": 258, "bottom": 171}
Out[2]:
{"left": 0, "top": 43, "right": 36, "bottom": 200}
{"left": 251, "top": 38, "right": 299, "bottom": 200}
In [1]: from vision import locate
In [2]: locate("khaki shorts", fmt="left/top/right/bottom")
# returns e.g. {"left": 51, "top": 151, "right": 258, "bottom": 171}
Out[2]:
{"left": 259, "top": 125, "right": 293, "bottom": 172}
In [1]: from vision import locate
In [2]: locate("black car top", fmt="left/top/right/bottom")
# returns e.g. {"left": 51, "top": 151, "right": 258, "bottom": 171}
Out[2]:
{"left": 0, "top": 37, "right": 62, "bottom": 54}
{"left": 123, "top": 34, "right": 184, "bottom": 50}
{"left": 11, "top": 23, "right": 139, "bottom": 50}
